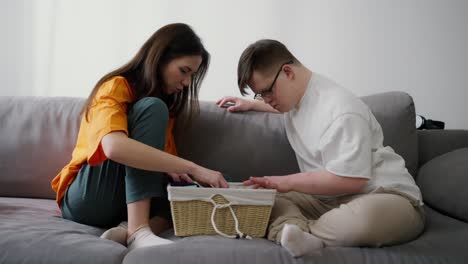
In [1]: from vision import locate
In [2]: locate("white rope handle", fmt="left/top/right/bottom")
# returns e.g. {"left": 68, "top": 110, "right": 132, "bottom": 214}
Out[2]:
{"left": 209, "top": 194, "right": 252, "bottom": 240}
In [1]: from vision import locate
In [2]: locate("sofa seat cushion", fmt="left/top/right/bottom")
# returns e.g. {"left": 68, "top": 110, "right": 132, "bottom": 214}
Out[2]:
{"left": 123, "top": 206, "right": 468, "bottom": 264}
{"left": 0, "top": 197, "right": 126, "bottom": 264}
{"left": 417, "top": 148, "right": 468, "bottom": 222}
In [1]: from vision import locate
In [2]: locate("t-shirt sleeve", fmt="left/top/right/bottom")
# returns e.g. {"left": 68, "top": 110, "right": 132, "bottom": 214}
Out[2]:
{"left": 164, "top": 117, "right": 178, "bottom": 156}
{"left": 86, "top": 78, "right": 132, "bottom": 165}
{"left": 318, "top": 113, "right": 372, "bottom": 179}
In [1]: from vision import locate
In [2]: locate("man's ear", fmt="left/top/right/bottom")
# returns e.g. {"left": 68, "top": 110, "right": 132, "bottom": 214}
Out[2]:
{"left": 283, "top": 65, "right": 295, "bottom": 80}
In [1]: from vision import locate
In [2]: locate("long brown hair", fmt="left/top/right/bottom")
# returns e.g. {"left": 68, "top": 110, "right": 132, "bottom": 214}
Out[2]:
{"left": 81, "top": 23, "right": 210, "bottom": 123}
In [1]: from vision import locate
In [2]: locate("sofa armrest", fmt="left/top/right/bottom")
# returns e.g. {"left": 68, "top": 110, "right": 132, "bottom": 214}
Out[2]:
{"left": 418, "top": 130, "right": 468, "bottom": 166}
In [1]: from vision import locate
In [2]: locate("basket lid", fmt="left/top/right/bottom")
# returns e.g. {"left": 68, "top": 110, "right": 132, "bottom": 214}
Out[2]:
{"left": 167, "top": 182, "right": 276, "bottom": 205}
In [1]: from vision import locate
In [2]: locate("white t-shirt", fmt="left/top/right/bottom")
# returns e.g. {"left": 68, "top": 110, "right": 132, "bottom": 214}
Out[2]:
{"left": 284, "top": 73, "right": 423, "bottom": 205}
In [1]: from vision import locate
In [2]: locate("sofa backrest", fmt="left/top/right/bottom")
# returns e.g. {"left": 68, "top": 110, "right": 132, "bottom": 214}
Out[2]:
{"left": 0, "top": 92, "right": 418, "bottom": 199}
{"left": 175, "top": 91, "right": 419, "bottom": 182}
{"left": 174, "top": 103, "right": 300, "bottom": 182}
{"left": 361, "top": 92, "right": 418, "bottom": 177}
{"left": 0, "top": 97, "right": 84, "bottom": 199}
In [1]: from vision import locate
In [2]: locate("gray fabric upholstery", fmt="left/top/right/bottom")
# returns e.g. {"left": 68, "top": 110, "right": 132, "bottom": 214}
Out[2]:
{"left": 175, "top": 91, "right": 419, "bottom": 181}
{"left": 0, "top": 92, "right": 417, "bottom": 199}
{"left": 2, "top": 197, "right": 467, "bottom": 264}
{"left": 418, "top": 130, "right": 468, "bottom": 167}
{"left": 361, "top": 92, "right": 418, "bottom": 177}
{"left": 0, "top": 96, "right": 84, "bottom": 199}
{"left": 174, "top": 102, "right": 299, "bottom": 181}
{"left": 417, "top": 148, "right": 468, "bottom": 222}
{"left": 122, "top": 206, "right": 468, "bottom": 264}
{"left": 1, "top": 93, "right": 466, "bottom": 264}
{"left": 0, "top": 197, "right": 126, "bottom": 264}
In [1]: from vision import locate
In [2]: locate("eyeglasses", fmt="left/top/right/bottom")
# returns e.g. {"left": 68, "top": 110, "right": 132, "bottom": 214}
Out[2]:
{"left": 253, "top": 60, "right": 293, "bottom": 100}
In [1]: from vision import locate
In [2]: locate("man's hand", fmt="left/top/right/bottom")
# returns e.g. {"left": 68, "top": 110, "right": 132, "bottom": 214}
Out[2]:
{"left": 216, "top": 96, "right": 254, "bottom": 112}
{"left": 243, "top": 176, "right": 292, "bottom": 193}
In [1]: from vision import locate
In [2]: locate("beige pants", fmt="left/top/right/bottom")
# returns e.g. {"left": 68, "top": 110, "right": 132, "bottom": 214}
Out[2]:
{"left": 268, "top": 190, "right": 425, "bottom": 247}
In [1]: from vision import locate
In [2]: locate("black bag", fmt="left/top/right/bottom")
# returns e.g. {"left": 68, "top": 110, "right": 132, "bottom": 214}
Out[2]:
{"left": 416, "top": 115, "right": 445, "bottom": 130}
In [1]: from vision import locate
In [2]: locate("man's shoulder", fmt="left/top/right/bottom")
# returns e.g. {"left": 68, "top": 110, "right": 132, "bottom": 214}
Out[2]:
{"left": 319, "top": 85, "right": 368, "bottom": 117}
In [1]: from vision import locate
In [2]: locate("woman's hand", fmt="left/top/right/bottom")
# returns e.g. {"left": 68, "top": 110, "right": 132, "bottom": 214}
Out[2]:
{"left": 216, "top": 96, "right": 254, "bottom": 112}
{"left": 189, "top": 165, "right": 229, "bottom": 188}
{"left": 243, "top": 176, "right": 292, "bottom": 193}
{"left": 166, "top": 172, "right": 194, "bottom": 183}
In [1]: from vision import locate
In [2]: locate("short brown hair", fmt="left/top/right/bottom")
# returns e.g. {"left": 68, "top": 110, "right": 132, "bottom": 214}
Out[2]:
{"left": 237, "top": 39, "right": 299, "bottom": 95}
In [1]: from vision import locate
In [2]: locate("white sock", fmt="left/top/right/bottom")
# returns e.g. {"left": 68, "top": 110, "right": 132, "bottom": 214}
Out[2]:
{"left": 100, "top": 221, "right": 128, "bottom": 246}
{"left": 280, "top": 224, "right": 324, "bottom": 257}
{"left": 126, "top": 225, "right": 173, "bottom": 251}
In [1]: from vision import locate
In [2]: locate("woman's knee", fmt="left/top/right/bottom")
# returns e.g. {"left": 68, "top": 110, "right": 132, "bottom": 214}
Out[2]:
{"left": 127, "top": 97, "right": 170, "bottom": 146}
{"left": 131, "top": 97, "right": 169, "bottom": 122}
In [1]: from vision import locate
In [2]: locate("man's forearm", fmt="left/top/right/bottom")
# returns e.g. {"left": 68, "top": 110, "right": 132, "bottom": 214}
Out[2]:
{"left": 286, "top": 170, "right": 368, "bottom": 195}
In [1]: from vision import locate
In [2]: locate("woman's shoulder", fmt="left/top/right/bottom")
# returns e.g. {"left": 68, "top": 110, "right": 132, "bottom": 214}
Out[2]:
{"left": 101, "top": 76, "right": 130, "bottom": 89}
{"left": 96, "top": 76, "right": 133, "bottom": 101}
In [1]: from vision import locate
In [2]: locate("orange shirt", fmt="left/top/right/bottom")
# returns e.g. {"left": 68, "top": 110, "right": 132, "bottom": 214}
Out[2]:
{"left": 51, "top": 76, "right": 177, "bottom": 205}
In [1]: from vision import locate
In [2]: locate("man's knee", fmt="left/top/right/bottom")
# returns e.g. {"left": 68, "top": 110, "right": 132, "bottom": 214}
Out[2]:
{"left": 313, "top": 194, "right": 423, "bottom": 247}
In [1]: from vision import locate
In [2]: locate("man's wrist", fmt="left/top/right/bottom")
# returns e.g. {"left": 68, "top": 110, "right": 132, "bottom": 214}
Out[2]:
{"left": 249, "top": 99, "right": 259, "bottom": 111}
{"left": 283, "top": 175, "right": 295, "bottom": 192}
{"left": 251, "top": 99, "right": 266, "bottom": 111}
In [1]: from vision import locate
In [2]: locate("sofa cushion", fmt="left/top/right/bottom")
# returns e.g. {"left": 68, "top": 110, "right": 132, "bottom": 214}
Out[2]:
{"left": 123, "top": 206, "right": 468, "bottom": 264}
{"left": 417, "top": 148, "right": 468, "bottom": 222}
{"left": 0, "top": 197, "right": 126, "bottom": 264}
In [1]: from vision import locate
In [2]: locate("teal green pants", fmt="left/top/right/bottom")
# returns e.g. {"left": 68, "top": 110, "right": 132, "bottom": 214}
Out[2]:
{"left": 61, "top": 97, "right": 171, "bottom": 228}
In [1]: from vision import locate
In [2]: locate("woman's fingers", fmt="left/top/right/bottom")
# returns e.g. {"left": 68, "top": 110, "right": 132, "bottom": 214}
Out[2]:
{"left": 179, "top": 173, "right": 194, "bottom": 183}
{"left": 219, "top": 177, "right": 229, "bottom": 188}
{"left": 167, "top": 172, "right": 179, "bottom": 182}
{"left": 168, "top": 172, "right": 196, "bottom": 183}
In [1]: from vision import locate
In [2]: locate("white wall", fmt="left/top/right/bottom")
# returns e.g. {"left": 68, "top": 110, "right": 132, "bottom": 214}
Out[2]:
{"left": 1, "top": 0, "right": 467, "bottom": 128}
{"left": 1, "top": 0, "right": 34, "bottom": 96}
{"left": 278, "top": 0, "right": 468, "bottom": 129}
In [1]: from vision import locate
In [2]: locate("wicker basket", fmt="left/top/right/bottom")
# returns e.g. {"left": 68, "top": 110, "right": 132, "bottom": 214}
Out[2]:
{"left": 167, "top": 183, "right": 276, "bottom": 238}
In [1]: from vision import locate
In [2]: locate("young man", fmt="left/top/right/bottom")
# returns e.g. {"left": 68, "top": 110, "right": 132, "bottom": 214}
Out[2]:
{"left": 216, "top": 39, "right": 424, "bottom": 257}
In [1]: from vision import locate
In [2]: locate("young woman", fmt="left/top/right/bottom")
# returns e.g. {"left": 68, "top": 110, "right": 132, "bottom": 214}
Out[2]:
{"left": 51, "top": 23, "right": 228, "bottom": 252}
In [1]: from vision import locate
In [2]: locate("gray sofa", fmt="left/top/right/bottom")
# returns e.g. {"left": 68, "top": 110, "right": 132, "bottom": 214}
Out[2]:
{"left": 1, "top": 92, "right": 467, "bottom": 264}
